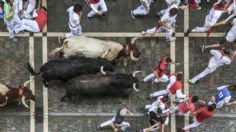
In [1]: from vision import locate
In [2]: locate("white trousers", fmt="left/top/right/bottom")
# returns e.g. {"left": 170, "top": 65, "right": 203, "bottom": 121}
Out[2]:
{"left": 183, "top": 117, "right": 201, "bottom": 130}
{"left": 13, "top": 14, "right": 22, "bottom": 28}
{"left": 192, "top": 14, "right": 220, "bottom": 32}
{"left": 99, "top": 117, "right": 130, "bottom": 130}
{"left": 191, "top": 67, "right": 216, "bottom": 83}
{"left": 132, "top": 5, "right": 149, "bottom": 15}
{"left": 87, "top": 0, "right": 107, "bottom": 17}
{"left": 226, "top": 31, "right": 236, "bottom": 42}
{"left": 150, "top": 89, "right": 168, "bottom": 98}
{"left": 5, "top": 20, "right": 15, "bottom": 38}
{"left": 143, "top": 73, "right": 169, "bottom": 83}
{"left": 132, "top": 0, "right": 152, "bottom": 16}
{"left": 14, "top": 19, "right": 40, "bottom": 33}
{"left": 66, "top": 25, "right": 82, "bottom": 38}
{"left": 24, "top": 3, "right": 35, "bottom": 19}
{"left": 145, "top": 100, "right": 160, "bottom": 112}
{"left": 147, "top": 26, "right": 173, "bottom": 40}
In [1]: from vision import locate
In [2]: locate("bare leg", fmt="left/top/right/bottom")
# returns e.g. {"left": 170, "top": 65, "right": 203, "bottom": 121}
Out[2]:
{"left": 205, "top": 44, "right": 220, "bottom": 49}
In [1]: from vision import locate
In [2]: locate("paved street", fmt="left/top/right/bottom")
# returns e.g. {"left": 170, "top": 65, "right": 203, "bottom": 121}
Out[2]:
{"left": 0, "top": 0, "right": 236, "bottom": 132}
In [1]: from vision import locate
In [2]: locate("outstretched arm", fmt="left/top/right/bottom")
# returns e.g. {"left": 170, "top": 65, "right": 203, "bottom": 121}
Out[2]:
{"left": 225, "top": 100, "right": 236, "bottom": 106}
{"left": 213, "top": 13, "right": 236, "bottom": 27}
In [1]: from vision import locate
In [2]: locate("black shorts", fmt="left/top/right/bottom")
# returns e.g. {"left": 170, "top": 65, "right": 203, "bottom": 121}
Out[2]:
{"left": 219, "top": 38, "right": 230, "bottom": 46}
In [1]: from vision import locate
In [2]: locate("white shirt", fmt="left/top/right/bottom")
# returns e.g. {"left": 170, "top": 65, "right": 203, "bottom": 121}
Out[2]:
{"left": 67, "top": 6, "right": 81, "bottom": 30}
{"left": 165, "top": 0, "right": 180, "bottom": 6}
{"left": 207, "top": 8, "right": 224, "bottom": 27}
{"left": 149, "top": 96, "right": 169, "bottom": 113}
{"left": 228, "top": 2, "right": 236, "bottom": 14}
{"left": 229, "top": 18, "right": 236, "bottom": 35}
{"left": 19, "top": 0, "right": 36, "bottom": 11}
{"left": 208, "top": 50, "right": 231, "bottom": 69}
{"left": 141, "top": 0, "right": 153, "bottom": 7}
{"left": 119, "top": 108, "right": 128, "bottom": 116}
{"left": 166, "top": 74, "right": 176, "bottom": 91}
{"left": 161, "top": 4, "right": 178, "bottom": 27}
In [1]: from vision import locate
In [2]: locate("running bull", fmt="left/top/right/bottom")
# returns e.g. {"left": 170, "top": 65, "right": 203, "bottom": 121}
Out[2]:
{"left": 60, "top": 71, "right": 141, "bottom": 101}
{"left": 25, "top": 56, "right": 114, "bottom": 86}
{"left": 49, "top": 36, "right": 141, "bottom": 62}
{"left": 0, "top": 79, "right": 35, "bottom": 108}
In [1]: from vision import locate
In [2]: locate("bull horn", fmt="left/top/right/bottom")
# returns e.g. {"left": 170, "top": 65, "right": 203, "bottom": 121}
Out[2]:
{"left": 130, "top": 51, "right": 141, "bottom": 61}
{"left": 133, "top": 83, "right": 140, "bottom": 92}
{"left": 131, "top": 37, "right": 139, "bottom": 44}
{"left": 21, "top": 96, "right": 29, "bottom": 108}
{"left": 132, "top": 71, "right": 142, "bottom": 77}
{"left": 49, "top": 47, "right": 64, "bottom": 58}
{"left": 100, "top": 66, "right": 107, "bottom": 75}
{"left": 102, "top": 49, "right": 111, "bottom": 58}
{"left": 23, "top": 78, "right": 34, "bottom": 87}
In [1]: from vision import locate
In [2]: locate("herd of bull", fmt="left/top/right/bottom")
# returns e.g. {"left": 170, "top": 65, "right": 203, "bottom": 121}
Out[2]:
{"left": 0, "top": 36, "right": 142, "bottom": 108}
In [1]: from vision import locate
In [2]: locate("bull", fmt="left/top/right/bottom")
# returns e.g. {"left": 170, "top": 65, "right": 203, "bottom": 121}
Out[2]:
{"left": 0, "top": 79, "right": 35, "bottom": 108}
{"left": 60, "top": 71, "right": 141, "bottom": 101}
{"left": 25, "top": 56, "right": 114, "bottom": 86}
{"left": 49, "top": 36, "right": 141, "bottom": 62}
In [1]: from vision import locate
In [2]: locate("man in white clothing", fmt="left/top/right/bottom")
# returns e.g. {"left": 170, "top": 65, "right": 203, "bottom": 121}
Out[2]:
{"left": 86, "top": 0, "right": 107, "bottom": 20}
{"left": 66, "top": 3, "right": 83, "bottom": 38}
{"left": 188, "top": 1, "right": 226, "bottom": 34}
{"left": 189, "top": 48, "right": 235, "bottom": 84}
{"left": 97, "top": 107, "right": 133, "bottom": 132}
{"left": 145, "top": 95, "right": 170, "bottom": 114}
{"left": 141, "top": 5, "right": 178, "bottom": 41}
{"left": 202, "top": 19, "right": 236, "bottom": 51}
{"left": 150, "top": 72, "right": 187, "bottom": 99}
{"left": 131, "top": 0, "right": 153, "bottom": 19}
{"left": 199, "top": 85, "right": 236, "bottom": 109}
{"left": 18, "top": 0, "right": 36, "bottom": 19}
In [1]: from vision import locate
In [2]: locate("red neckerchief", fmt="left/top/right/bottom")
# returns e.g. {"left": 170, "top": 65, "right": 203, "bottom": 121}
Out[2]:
{"left": 220, "top": 50, "right": 226, "bottom": 60}
{"left": 213, "top": 4, "right": 224, "bottom": 10}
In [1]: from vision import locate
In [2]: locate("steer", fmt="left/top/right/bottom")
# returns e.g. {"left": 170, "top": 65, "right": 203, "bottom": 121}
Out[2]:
{"left": 25, "top": 57, "right": 114, "bottom": 86}
{"left": 49, "top": 36, "right": 141, "bottom": 62}
{"left": 60, "top": 71, "right": 141, "bottom": 101}
{"left": 0, "top": 79, "right": 35, "bottom": 108}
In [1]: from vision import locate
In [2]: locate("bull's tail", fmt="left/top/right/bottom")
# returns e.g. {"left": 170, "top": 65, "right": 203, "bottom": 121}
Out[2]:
{"left": 25, "top": 63, "right": 41, "bottom": 76}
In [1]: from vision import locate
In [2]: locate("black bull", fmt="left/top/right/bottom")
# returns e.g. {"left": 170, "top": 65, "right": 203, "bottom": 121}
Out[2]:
{"left": 25, "top": 57, "right": 114, "bottom": 86}
{"left": 60, "top": 71, "right": 141, "bottom": 101}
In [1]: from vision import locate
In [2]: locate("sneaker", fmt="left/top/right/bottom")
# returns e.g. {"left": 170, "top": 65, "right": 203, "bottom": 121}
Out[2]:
{"left": 196, "top": 6, "right": 201, "bottom": 10}
{"left": 166, "top": 37, "right": 176, "bottom": 42}
{"left": 185, "top": 28, "right": 191, "bottom": 36}
{"left": 201, "top": 44, "right": 205, "bottom": 53}
{"left": 130, "top": 10, "right": 136, "bottom": 20}
{"left": 141, "top": 31, "right": 147, "bottom": 35}
{"left": 189, "top": 79, "right": 195, "bottom": 84}
{"left": 10, "top": 37, "right": 18, "bottom": 42}
{"left": 97, "top": 125, "right": 101, "bottom": 130}
{"left": 156, "top": 11, "right": 161, "bottom": 17}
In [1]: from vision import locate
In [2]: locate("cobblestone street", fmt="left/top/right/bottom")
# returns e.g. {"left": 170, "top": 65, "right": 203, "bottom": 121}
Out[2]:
{"left": 0, "top": 0, "right": 236, "bottom": 132}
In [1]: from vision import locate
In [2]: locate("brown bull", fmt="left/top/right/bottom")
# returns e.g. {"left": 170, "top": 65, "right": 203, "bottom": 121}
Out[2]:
{"left": 0, "top": 79, "right": 36, "bottom": 108}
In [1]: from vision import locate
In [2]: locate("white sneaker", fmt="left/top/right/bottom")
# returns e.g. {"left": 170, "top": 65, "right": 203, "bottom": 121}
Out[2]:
{"left": 131, "top": 10, "right": 136, "bottom": 20}
{"left": 166, "top": 37, "right": 176, "bottom": 42}
{"left": 189, "top": 79, "right": 195, "bottom": 84}
{"left": 202, "top": 44, "right": 205, "bottom": 53}
{"left": 141, "top": 31, "right": 147, "bottom": 35}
